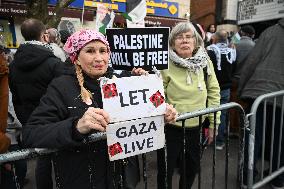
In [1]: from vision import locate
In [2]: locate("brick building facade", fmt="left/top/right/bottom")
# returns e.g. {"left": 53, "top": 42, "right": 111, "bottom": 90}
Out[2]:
{"left": 190, "top": 0, "right": 217, "bottom": 32}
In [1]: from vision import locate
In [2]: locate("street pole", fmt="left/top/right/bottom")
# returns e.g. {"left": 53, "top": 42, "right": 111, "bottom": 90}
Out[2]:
{"left": 215, "top": 0, "right": 223, "bottom": 25}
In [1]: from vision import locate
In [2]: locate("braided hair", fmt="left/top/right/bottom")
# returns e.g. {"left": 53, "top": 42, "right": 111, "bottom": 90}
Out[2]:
{"left": 75, "top": 63, "right": 93, "bottom": 103}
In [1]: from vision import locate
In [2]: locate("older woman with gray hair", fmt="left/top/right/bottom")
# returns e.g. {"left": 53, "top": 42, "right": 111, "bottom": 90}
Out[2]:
{"left": 157, "top": 22, "right": 221, "bottom": 189}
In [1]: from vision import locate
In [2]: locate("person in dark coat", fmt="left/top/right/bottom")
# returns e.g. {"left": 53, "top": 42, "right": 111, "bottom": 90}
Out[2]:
{"left": 233, "top": 25, "right": 255, "bottom": 82}
{"left": 9, "top": 18, "right": 64, "bottom": 189}
{"left": 23, "top": 29, "right": 177, "bottom": 189}
{"left": 207, "top": 30, "right": 236, "bottom": 150}
{"left": 229, "top": 25, "right": 255, "bottom": 134}
{"left": 238, "top": 18, "right": 284, "bottom": 188}
{"left": 9, "top": 18, "right": 63, "bottom": 126}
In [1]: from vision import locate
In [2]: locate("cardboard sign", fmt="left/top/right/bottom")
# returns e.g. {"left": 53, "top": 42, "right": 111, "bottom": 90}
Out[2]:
{"left": 106, "top": 27, "right": 169, "bottom": 71}
{"left": 107, "top": 115, "right": 165, "bottom": 161}
{"left": 95, "top": 3, "right": 115, "bottom": 34}
{"left": 100, "top": 74, "right": 166, "bottom": 123}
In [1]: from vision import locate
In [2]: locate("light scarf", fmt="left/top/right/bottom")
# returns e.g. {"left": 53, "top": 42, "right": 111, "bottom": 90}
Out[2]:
{"left": 23, "top": 41, "right": 67, "bottom": 61}
{"left": 206, "top": 43, "right": 236, "bottom": 70}
{"left": 22, "top": 40, "right": 53, "bottom": 51}
{"left": 169, "top": 46, "right": 211, "bottom": 90}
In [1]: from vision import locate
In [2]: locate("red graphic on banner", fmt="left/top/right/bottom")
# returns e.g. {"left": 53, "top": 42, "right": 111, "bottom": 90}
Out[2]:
{"left": 108, "top": 142, "right": 123, "bottom": 157}
{"left": 102, "top": 83, "right": 118, "bottom": 98}
{"left": 149, "top": 90, "right": 165, "bottom": 108}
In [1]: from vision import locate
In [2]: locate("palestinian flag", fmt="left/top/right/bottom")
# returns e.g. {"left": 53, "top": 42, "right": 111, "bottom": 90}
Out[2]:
{"left": 96, "top": 4, "right": 115, "bottom": 34}
{"left": 231, "top": 32, "right": 241, "bottom": 44}
{"left": 122, "top": 0, "right": 147, "bottom": 27}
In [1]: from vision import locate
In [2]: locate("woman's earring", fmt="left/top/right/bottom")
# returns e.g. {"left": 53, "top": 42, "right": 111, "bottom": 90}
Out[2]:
{"left": 76, "top": 60, "right": 81, "bottom": 65}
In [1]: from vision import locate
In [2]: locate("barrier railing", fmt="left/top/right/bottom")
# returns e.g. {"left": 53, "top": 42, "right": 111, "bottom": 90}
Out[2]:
{"left": 0, "top": 132, "right": 106, "bottom": 164}
{"left": 246, "top": 90, "right": 284, "bottom": 189}
{"left": 0, "top": 102, "right": 246, "bottom": 189}
{"left": 177, "top": 102, "right": 246, "bottom": 189}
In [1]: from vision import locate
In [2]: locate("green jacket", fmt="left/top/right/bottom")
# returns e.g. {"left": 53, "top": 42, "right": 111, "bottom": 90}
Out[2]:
{"left": 161, "top": 60, "right": 221, "bottom": 128}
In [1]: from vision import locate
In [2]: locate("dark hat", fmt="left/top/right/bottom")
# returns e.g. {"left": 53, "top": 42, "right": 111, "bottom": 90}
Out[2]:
{"left": 241, "top": 25, "right": 255, "bottom": 36}
{"left": 59, "top": 30, "right": 71, "bottom": 44}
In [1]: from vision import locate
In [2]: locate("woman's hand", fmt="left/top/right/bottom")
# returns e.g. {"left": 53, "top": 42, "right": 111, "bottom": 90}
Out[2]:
{"left": 164, "top": 103, "right": 178, "bottom": 124}
{"left": 208, "top": 128, "right": 218, "bottom": 145}
{"left": 131, "top": 67, "right": 148, "bottom": 76}
{"left": 76, "top": 107, "right": 110, "bottom": 134}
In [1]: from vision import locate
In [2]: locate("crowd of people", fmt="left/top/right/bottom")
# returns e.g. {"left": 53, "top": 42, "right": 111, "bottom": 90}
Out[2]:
{"left": 0, "top": 16, "right": 283, "bottom": 189}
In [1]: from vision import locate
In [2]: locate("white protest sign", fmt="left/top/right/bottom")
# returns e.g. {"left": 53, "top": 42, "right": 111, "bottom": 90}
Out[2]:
{"left": 100, "top": 74, "right": 166, "bottom": 123}
{"left": 106, "top": 115, "right": 165, "bottom": 161}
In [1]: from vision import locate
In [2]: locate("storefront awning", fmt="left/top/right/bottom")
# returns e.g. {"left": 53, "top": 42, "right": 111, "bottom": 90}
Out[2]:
{"left": 113, "top": 14, "right": 187, "bottom": 28}
{"left": 145, "top": 16, "right": 187, "bottom": 27}
{"left": 0, "top": 3, "right": 94, "bottom": 21}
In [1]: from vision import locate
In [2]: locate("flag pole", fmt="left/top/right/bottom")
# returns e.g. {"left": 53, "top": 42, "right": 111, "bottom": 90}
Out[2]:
{"left": 81, "top": 0, "right": 86, "bottom": 28}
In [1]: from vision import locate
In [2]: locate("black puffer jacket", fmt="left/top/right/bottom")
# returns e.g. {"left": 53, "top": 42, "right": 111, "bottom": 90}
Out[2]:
{"left": 9, "top": 44, "right": 64, "bottom": 125}
{"left": 23, "top": 69, "right": 116, "bottom": 189}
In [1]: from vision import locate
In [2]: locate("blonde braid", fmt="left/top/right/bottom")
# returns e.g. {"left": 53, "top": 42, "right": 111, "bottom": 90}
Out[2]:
{"left": 75, "top": 64, "right": 93, "bottom": 103}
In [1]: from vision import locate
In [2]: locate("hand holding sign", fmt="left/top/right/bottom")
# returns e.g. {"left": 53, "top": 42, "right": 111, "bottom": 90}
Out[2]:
{"left": 76, "top": 107, "right": 110, "bottom": 134}
{"left": 164, "top": 104, "right": 178, "bottom": 124}
{"left": 131, "top": 67, "right": 148, "bottom": 76}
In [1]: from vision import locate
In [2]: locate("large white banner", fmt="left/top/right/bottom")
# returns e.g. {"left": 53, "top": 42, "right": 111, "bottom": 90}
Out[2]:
{"left": 100, "top": 74, "right": 166, "bottom": 123}
{"left": 238, "top": 0, "right": 284, "bottom": 24}
{"left": 106, "top": 115, "right": 165, "bottom": 161}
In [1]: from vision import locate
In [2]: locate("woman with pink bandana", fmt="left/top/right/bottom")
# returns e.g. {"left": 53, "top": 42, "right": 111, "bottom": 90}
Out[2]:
{"left": 22, "top": 29, "right": 177, "bottom": 189}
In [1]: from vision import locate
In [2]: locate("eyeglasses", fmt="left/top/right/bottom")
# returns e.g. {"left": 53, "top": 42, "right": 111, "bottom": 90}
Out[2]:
{"left": 175, "top": 34, "right": 195, "bottom": 41}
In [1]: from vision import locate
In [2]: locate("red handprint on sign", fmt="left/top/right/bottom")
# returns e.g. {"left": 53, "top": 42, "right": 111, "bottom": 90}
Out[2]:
{"left": 102, "top": 83, "right": 118, "bottom": 99}
{"left": 149, "top": 90, "right": 165, "bottom": 108}
{"left": 108, "top": 142, "right": 123, "bottom": 157}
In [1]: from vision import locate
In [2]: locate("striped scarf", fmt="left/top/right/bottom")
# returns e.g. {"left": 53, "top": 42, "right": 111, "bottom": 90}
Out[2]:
{"left": 22, "top": 41, "right": 53, "bottom": 51}
{"left": 206, "top": 43, "right": 236, "bottom": 70}
{"left": 169, "top": 46, "right": 211, "bottom": 90}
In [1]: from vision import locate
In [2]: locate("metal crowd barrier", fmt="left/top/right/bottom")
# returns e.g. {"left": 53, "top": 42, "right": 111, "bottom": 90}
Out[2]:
{"left": 177, "top": 102, "right": 246, "bottom": 189}
{"left": 246, "top": 90, "right": 284, "bottom": 189}
{"left": 0, "top": 132, "right": 106, "bottom": 164}
{"left": 0, "top": 102, "right": 246, "bottom": 189}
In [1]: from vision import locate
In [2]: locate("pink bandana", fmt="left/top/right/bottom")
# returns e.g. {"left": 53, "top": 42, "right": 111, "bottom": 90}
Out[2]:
{"left": 63, "top": 29, "right": 110, "bottom": 63}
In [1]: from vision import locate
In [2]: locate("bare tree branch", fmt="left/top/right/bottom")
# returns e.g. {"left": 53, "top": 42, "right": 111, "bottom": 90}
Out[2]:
{"left": 26, "top": 0, "right": 76, "bottom": 28}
